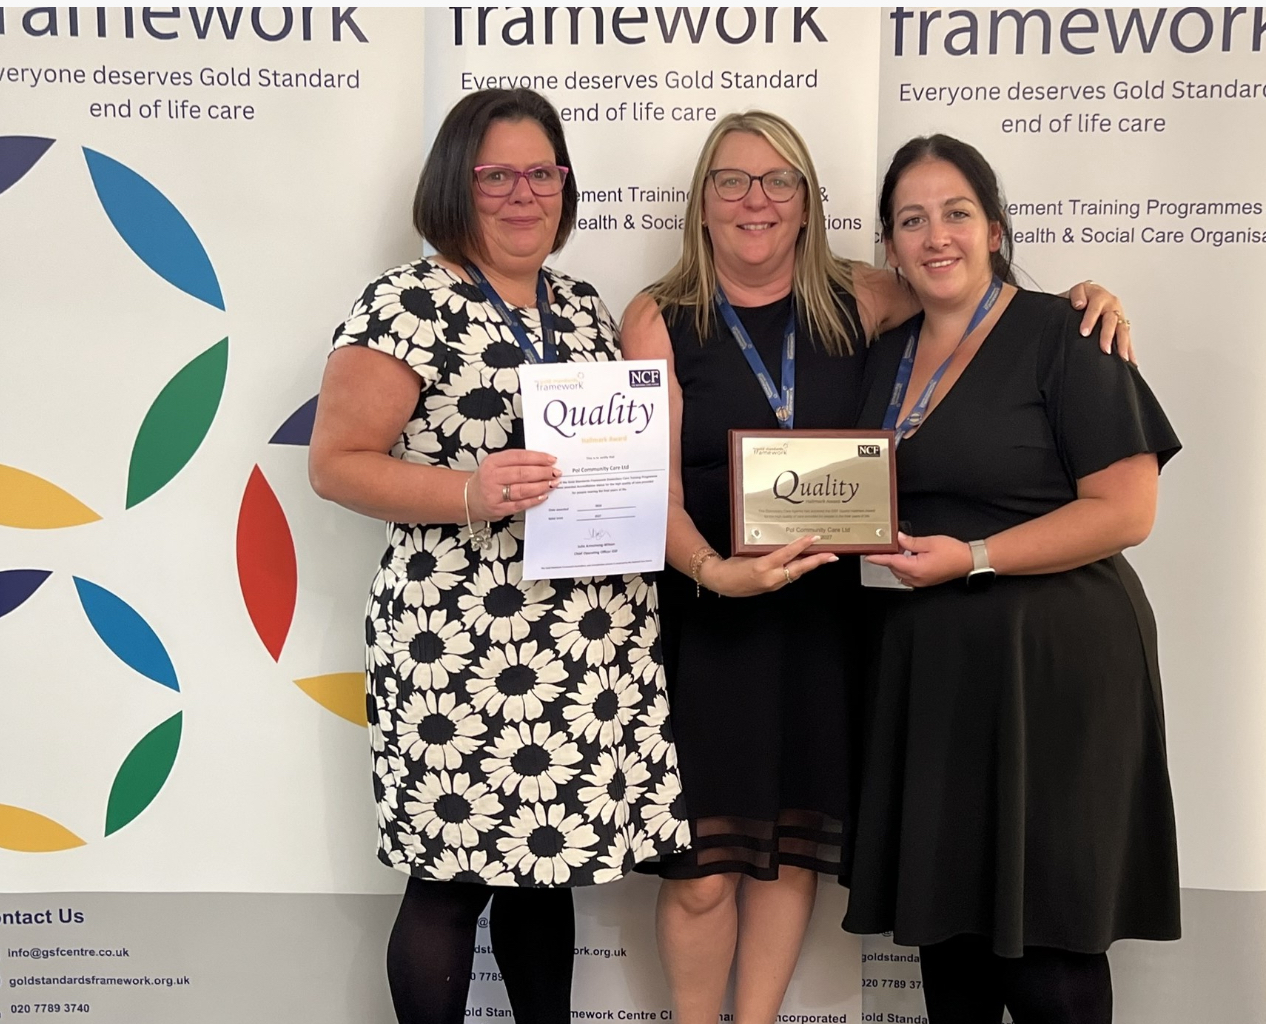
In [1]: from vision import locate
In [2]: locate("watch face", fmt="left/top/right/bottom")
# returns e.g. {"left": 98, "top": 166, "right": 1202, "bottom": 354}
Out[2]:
{"left": 966, "top": 568, "right": 996, "bottom": 589}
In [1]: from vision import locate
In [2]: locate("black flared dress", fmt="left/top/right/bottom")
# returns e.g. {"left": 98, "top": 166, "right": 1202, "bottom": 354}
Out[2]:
{"left": 843, "top": 291, "right": 1182, "bottom": 956}
{"left": 647, "top": 290, "right": 869, "bottom": 880}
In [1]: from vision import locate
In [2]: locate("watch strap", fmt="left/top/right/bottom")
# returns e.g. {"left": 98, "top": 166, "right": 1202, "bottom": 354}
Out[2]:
{"left": 969, "top": 539, "right": 991, "bottom": 572}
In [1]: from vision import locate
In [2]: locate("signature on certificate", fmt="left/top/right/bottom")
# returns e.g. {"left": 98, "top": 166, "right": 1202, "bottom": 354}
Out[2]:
{"left": 586, "top": 527, "right": 613, "bottom": 541}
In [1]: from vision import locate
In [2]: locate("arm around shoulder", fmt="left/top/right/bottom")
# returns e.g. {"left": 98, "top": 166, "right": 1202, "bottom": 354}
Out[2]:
{"left": 850, "top": 262, "right": 920, "bottom": 338}
{"left": 619, "top": 291, "right": 674, "bottom": 360}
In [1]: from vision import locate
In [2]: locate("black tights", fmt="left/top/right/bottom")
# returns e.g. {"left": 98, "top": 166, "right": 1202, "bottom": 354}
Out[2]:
{"left": 919, "top": 936, "right": 1112, "bottom": 1024}
{"left": 386, "top": 876, "right": 574, "bottom": 1024}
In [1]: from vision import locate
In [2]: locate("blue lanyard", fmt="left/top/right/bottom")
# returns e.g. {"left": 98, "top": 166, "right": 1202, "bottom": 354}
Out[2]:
{"left": 716, "top": 288, "right": 797, "bottom": 429}
{"left": 883, "top": 276, "right": 1003, "bottom": 443}
{"left": 465, "top": 263, "right": 557, "bottom": 364}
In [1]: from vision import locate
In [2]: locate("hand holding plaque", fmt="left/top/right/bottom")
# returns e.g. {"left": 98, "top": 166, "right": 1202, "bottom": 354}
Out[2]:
{"left": 729, "top": 429, "right": 899, "bottom": 556}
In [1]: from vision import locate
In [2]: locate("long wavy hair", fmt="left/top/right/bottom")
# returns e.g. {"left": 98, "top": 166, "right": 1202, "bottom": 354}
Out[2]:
{"left": 645, "top": 111, "right": 859, "bottom": 356}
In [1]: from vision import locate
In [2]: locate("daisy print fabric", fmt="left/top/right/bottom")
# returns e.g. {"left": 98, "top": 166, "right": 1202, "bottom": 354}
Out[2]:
{"left": 332, "top": 259, "right": 687, "bottom": 887}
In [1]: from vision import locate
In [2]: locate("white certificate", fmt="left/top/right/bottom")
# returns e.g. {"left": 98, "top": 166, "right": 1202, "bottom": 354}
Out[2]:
{"left": 518, "top": 359, "right": 669, "bottom": 580}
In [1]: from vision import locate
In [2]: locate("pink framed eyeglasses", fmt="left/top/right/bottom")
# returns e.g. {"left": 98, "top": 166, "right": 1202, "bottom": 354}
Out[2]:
{"left": 473, "top": 164, "right": 570, "bottom": 197}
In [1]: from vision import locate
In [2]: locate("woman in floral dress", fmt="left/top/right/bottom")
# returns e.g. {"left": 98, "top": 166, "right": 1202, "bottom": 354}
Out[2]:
{"left": 309, "top": 88, "right": 686, "bottom": 1024}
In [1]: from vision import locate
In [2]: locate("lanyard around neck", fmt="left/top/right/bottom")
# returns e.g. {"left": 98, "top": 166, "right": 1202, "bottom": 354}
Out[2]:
{"left": 882, "top": 276, "right": 1003, "bottom": 443}
{"left": 716, "top": 287, "right": 797, "bottom": 429}
{"left": 465, "top": 263, "right": 557, "bottom": 364}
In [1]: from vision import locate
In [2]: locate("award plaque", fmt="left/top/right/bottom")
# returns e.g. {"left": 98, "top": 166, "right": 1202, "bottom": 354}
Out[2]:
{"left": 729, "top": 429, "right": 899, "bottom": 555}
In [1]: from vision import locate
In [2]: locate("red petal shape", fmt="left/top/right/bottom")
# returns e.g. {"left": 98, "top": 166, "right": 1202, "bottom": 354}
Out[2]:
{"left": 236, "top": 465, "right": 296, "bottom": 661}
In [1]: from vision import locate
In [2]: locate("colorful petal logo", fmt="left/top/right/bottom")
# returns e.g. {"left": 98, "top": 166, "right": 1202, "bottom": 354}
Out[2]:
{"left": 126, "top": 338, "right": 230, "bottom": 509}
{"left": 237, "top": 465, "right": 298, "bottom": 662}
{"left": 236, "top": 398, "right": 368, "bottom": 726}
{"left": 0, "top": 137, "right": 227, "bottom": 528}
{"left": 83, "top": 148, "right": 224, "bottom": 311}
{"left": 0, "top": 135, "right": 54, "bottom": 195}
{"left": 0, "top": 467, "right": 101, "bottom": 529}
{"left": 0, "top": 570, "right": 182, "bottom": 853}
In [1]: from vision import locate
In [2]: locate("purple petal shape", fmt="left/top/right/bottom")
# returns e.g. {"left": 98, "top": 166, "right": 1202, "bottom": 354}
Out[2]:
{"left": 269, "top": 396, "right": 318, "bottom": 446}
{"left": 0, "top": 136, "right": 54, "bottom": 196}
{"left": 0, "top": 569, "right": 52, "bottom": 619}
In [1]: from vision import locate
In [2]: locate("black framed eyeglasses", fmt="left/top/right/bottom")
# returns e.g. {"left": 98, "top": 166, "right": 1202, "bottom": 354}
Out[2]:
{"left": 473, "top": 164, "right": 570, "bottom": 197}
{"left": 707, "top": 167, "right": 805, "bottom": 203}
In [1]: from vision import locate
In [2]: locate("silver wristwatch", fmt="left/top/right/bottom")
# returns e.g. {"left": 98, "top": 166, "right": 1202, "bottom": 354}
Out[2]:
{"left": 965, "top": 539, "right": 996, "bottom": 590}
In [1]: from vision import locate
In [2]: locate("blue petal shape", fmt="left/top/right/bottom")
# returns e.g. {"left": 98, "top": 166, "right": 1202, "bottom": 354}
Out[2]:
{"left": 269, "top": 395, "right": 318, "bottom": 446}
{"left": 0, "top": 136, "right": 54, "bottom": 196}
{"left": 0, "top": 569, "right": 52, "bottom": 619}
{"left": 72, "top": 577, "right": 179, "bottom": 692}
{"left": 82, "top": 147, "right": 224, "bottom": 311}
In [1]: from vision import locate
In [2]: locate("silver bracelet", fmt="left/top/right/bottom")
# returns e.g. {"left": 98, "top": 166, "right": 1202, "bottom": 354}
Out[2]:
{"left": 463, "top": 475, "right": 493, "bottom": 551}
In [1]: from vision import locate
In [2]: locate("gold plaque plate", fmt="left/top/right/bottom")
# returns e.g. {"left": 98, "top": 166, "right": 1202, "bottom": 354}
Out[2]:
{"left": 729, "top": 429, "right": 899, "bottom": 555}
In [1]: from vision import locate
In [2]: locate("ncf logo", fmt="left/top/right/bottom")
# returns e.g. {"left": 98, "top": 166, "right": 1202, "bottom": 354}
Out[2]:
{"left": 629, "top": 368, "right": 661, "bottom": 388}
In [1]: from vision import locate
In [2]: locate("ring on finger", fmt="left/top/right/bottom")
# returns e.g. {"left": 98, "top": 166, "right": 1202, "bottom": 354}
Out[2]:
{"left": 783, "top": 566, "right": 793, "bottom": 585}
{"left": 502, "top": 484, "right": 512, "bottom": 502}
{"left": 1113, "top": 309, "right": 1131, "bottom": 326}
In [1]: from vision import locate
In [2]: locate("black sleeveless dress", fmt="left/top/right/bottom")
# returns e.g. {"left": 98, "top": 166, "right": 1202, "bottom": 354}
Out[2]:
{"left": 647, "top": 290, "right": 869, "bottom": 880}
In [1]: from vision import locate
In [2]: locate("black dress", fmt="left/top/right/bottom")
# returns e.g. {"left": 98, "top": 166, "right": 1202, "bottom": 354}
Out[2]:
{"left": 648, "top": 290, "right": 869, "bottom": 880}
{"left": 843, "top": 291, "right": 1182, "bottom": 956}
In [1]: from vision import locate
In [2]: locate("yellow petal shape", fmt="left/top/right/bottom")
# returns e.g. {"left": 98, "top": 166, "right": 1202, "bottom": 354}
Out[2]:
{"left": 294, "top": 673, "right": 367, "bottom": 726}
{"left": 0, "top": 804, "right": 87, "bottom": 852}
{"left": 0, "top": 465, "right": 101, "bottom": 529}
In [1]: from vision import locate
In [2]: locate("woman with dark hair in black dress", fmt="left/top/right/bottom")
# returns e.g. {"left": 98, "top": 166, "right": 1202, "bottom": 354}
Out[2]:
{"left": 844, "top": 134, "right": 1181, "bottom": 1024}
{"left": 621, "top": 111, "right": 1134, "bottom": 1024}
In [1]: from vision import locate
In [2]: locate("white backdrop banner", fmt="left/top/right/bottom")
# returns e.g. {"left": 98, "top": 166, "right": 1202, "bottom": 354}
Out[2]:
{"left": 864, "top": 6, "right": 1266, "bottom": 1022}
{"left": 421, "top": 9, "right": 878, "bottom": 1018}
{"left": 1, "top": 6, "right": 1262, "bottom": 1024}
{"left": 0, "top": 7, "right": 424, "bottom": 894}
{"left": 423, "top": 6, "right": 883, "bottom": 312}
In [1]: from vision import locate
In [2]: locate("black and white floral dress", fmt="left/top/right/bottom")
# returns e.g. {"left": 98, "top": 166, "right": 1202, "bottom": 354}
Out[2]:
{"left": 332, "top": 258, "right": 688, "bottom": 887}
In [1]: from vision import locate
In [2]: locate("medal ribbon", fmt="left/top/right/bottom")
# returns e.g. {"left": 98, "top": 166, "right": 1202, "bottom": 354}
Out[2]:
{"left": 465, "top": 263, "right": 558, "bottom": 364}
{"left": 883, "top": 276, "right": 1003, "bottom": 443}
{"left": 716, "top": 287, "right": 797, "bottom": 429}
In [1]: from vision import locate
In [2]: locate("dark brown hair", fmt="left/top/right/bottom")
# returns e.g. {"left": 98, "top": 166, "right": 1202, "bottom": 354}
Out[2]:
{"left": 879, "top": 134, "right": 1016, "bottom": 285}
{"left": 413, "top": 89, "right": 579, "bottom": 262}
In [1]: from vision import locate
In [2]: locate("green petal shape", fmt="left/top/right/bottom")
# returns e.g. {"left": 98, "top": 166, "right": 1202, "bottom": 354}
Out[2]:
{"left": 126, "top": 339, "right": 227, "bottom": 508}
{"left": 104, "top": 711, "right": 182, "bottom": 836}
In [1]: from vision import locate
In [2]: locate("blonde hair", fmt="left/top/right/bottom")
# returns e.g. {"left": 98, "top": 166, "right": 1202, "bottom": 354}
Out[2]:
{"left": 646, "top": 111, "right": 858, "bottom": 356}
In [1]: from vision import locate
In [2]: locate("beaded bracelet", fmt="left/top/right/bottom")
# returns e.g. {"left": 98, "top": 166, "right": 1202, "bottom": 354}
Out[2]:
{"left": 688, "top": 545, "right": 719, "bottom": 598}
